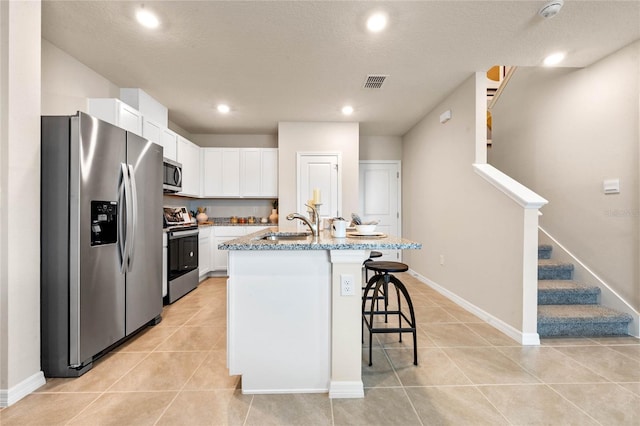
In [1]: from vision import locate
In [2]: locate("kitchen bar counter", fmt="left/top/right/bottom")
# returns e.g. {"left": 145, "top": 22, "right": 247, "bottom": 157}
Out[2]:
{"left": 221, "top": 227, "right": 420, "bottom": 399}
{"left": 220, "top": 227, "right": 422, "bottom": 250}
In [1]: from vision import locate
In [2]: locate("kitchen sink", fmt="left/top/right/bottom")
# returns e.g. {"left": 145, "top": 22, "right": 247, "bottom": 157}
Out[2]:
{"left": 258, "top": 232, "right": 311, "bottom": 241}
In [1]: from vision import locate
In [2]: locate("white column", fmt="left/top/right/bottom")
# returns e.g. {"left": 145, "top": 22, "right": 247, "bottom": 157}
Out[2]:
{"left": 328, "top": 250, "right": 368, "bottom": 398}
{"left": 0, "top": 0, "right": 45, "bottom": 407}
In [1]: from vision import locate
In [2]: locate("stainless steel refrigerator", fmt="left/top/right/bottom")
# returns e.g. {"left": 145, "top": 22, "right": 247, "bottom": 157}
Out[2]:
{"left": 41, "top": 112, "right": 163, "bottom": 377}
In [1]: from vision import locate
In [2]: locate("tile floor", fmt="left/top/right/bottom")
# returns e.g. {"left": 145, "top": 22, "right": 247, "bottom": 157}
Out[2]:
{"left": 2, "top": 274, "right": 639, "bottom": 425}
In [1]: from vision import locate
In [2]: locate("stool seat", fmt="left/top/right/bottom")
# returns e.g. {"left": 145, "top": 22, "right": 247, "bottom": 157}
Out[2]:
{"left": 364, "top": 261, "right": 409, "bottom": 274}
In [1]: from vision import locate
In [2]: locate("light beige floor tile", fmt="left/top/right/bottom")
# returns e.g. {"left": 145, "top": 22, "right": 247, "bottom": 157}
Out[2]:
{"left": 156, "top": 389, "right": 251, "bottom": 426}
{"left": 157, "top": 305, "right": 201, "bottom": 327}
{"left": 413, "top": 306, "right": 459, "bottom": 323}
{"left": 618, "top": 382, "right": 640, "bottom": 397}
{"left": 115, "top": 325, "right": 179, "bottom": 352}
{"left": 154, "top": 325, "right": 225, "bottom": 352}
{"left": 465, "top": 323, "right": 520, "bottom": 347}
{"left": 332, "top": 387, "right": 421, "bottom": 426}
{"left": 609, "top": 344, "right": 640, "bottom": 361}
{"left": 550, "top": 383, "right": 640, "bottom": 426}
{"left": 245, "top": 393, "right": 332, "bottom": 425}
{"left": 37, "top": 352, "right": 148, "bottom": 393}
{"left": 540, "top": 337, "right": 598, "bottom": 346}
{"left": 423, "top": 323, "right": 492, "bottom": 347}
{"left": 369, "top": 326, "right": 432, "bottom": 349}
{"left": 443, "top": 305, "right": 484, "bottom": 323}
{"left": 444, "top": 347, "right": 540, "bottom": 385}
{"left": 386, "top": 347, "right": 472, "bottom": 386}
{"left": 589, "top": 336, "right": 640, "bottom": 345}
{"left": 183, "top": 349, "right": 241, "bottom": 390}
{"left": 554, "top": 345, "right": 640, "bottom": 382}
{"left": 478, "top": 384, "right": 599, "bottom": 425}
{"left": 109, "top": 351, "right": 206, "bottom": 391}
{"left": 497, "top": 346, "right": 610, "bottom": 383}
{"left": 0, "top": 392, "right": 99, "bottom": 426}
{"left": 406, "top": 386, "right": 508, "bottom": 425}
{"left": 67, "top": 391, "right": 177, "bottom": 425}
{"left": 361, "top": 348, "right": 401, "bottom": 388}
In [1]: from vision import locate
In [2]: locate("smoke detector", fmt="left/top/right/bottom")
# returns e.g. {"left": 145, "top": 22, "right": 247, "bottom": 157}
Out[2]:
{"left": 538, "top": 0, "right": 564, "bottom": 19}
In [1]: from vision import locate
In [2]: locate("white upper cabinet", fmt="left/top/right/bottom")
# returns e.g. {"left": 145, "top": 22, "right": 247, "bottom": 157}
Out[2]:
{"left": 142, "top": 117, "right": 162, "bottom": 145}
{"left": 160, "top": 128, "right": 178, "bottom": 161}
{"left": 177, "top": 136, "right": 201, "bottom": 197}
{"left": 88, "top": 98, "right": 142, "bottom": 136}
{"left": 202, "top": 148, "right": 277, "bottom": 198}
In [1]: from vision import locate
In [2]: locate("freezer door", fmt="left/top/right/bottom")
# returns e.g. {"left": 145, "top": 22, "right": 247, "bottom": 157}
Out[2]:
{"left": 125, "top": 132, "right": 163, "bottom": 335}
{"left": 71, "top": 113, "right": 127, "bottom": 366}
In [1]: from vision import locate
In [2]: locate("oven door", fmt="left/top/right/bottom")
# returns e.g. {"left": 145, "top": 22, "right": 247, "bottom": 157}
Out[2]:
{"left": 168, "top": 228, "right": 199, "bottom": 281}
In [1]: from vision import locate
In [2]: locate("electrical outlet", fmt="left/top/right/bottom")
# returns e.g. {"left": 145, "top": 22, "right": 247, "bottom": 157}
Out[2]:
{"left": 340, "top": 274, "right": 355, "bottom": 296}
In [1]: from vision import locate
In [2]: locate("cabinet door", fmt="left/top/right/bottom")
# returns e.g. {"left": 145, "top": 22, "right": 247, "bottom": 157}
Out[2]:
{"left": 161, "top": 128, "right": 178, "bottom": 161}
{"left": 221, "top": 149, "right": 241, "bottom": 196}
{"left": 118, "top": 101, "right": 143, "bottom": 136}
{"left": 177, "top": 136, "right": 201, "bottom": 197}
{"left": 198, "top": 228, "right": 211, "bottom": 279}
{"left": 211, "top": 226, "right": 245, "bottom": 271}
{"left": 261, "top": 149, "right": 278, "bottom": 197}
{"left": 202, "top": 148, "right": 223, "bottom": 196}
{"left": 241, "top": 148, "right": 262, "bottom": 196}
{"left": 142, "top": 118, "right": 162, "bottom": 145}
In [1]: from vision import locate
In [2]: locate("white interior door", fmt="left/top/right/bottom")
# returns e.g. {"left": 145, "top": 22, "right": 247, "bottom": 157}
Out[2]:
{"left": 297, "top": 153, "right": 340, "bottom": 221}
{"left": 359, "top": 161, "right": 401, "bottom": 261}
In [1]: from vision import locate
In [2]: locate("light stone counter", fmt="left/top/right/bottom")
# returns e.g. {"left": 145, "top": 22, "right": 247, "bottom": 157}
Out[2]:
{"left": 221, "top": 227, "right": 421, "bottom": 398}
{"left": 219, "top": 227, "right": 422, "bottom": 251}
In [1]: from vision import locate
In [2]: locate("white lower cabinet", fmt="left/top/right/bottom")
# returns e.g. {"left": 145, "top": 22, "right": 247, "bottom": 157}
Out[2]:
{"left": 199, "top": 227, "right": 212, "bottom": 280}
{"left": 211, "top": 226, "right": 269, "bottom": 272}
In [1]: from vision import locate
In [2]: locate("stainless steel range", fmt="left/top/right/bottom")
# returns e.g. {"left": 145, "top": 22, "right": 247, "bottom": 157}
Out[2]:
{"left": 163, "top": 207, "right": 199, "bottom": 303}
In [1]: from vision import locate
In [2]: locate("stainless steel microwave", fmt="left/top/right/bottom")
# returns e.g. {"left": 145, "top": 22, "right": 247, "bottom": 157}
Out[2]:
{"left": 163, "top": 158, "right": 182, "bottom": 193}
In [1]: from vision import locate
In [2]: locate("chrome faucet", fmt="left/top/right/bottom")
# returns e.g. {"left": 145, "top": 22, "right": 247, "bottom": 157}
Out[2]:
{"left": 286, "top": 204, "right": 320, "bottom": 237}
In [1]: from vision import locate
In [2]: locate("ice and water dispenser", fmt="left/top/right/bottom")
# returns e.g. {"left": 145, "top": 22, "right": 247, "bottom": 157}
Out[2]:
{"left": 90, "top": 201, "right": 118, "bottom": 246}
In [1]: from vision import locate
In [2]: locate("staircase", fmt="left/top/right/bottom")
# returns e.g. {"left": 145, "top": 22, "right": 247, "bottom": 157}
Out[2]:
{"left": 537, "top": 244, "right": 633, "bottom": 337}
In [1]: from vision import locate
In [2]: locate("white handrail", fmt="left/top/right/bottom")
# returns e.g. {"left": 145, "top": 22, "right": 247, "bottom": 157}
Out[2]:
{"left": 473, "top": 163, "right": 548, "bottom": 209}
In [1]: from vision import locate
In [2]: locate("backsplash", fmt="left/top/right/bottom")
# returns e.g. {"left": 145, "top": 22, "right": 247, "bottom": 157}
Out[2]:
{"left": 163, "top": 195, "right": 276, "bottom": 221}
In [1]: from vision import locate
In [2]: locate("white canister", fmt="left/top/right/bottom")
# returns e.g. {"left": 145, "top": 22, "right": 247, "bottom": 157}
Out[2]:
{"left": 331, "top": 220, "right": 348, "bottom": 238}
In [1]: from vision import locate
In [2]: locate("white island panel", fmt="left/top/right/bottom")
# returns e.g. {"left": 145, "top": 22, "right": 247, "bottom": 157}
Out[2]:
{"left": 227, "top": 249, "right": 331, "bottom": 394}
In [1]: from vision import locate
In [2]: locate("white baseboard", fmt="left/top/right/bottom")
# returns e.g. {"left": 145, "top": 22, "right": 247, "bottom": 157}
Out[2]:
{"left": 409, "top": 269, "right": 540, "bottom": 346}
{"left": 329, "top": 380, "right": 365, "bottom": 399}
{"left": 0, "top": 371, "right": 46, "bottom": 407}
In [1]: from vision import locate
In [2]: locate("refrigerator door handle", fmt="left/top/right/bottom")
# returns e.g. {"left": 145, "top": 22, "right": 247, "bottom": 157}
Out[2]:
{"left": 117, "top": 163, "right": 128, "bottom": 273}
{"left": 127, "top": 164, "right": 138, "bottom": 270}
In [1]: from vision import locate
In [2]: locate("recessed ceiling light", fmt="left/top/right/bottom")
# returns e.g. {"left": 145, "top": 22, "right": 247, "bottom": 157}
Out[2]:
{"left": 543, "top": 52, "right": 566, "bottom": 66}
{"left": 217, "top": 104, "right": 230, "bottom": 114}
{"left": 341, "top": 105, "right": 354, "bottom": 115}
{"left": 136, "top": 8, "right": 159, "bottom": 29}
{"left": 366, "top": 12, "right": 387, "bottom": 32}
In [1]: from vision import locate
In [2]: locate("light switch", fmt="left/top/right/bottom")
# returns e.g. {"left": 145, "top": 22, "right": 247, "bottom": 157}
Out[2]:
{"left": 603, "top": 179, "right": 620, "bottom": 194}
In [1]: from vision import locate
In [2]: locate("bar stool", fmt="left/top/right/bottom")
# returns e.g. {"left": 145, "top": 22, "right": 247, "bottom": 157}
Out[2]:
{"left": 362, "top": 261, "right": 417, "bottom": 366}
{"left": 363, "top": 250, "right": 383, "bottom": 282}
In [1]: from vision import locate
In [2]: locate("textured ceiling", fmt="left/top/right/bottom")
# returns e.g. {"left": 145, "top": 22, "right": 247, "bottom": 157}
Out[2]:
{"left": 42, "top": 1, "right": 640, "bottom": 136}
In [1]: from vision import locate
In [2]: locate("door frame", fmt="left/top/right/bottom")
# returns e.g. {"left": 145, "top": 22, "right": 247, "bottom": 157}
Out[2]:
{"left": 296, "top": 151, "right": 342, "bottom": 218}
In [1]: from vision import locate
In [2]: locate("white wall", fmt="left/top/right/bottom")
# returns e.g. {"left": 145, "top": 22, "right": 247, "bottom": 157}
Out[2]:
{"left": 0, "top": 1, "right": 45, "bottom": 406}
{"left": 403, "top": 74, "right": 535, "bottom": 335}
{"left": 41, "top": 39, "right": 119, "bottom": 115}
{"left": 191, "top": 134, "right": 277, "bottom": 148}
{"left": 278, "top": 122, "right": 359, "bottom": 230}
{"left": 489, "top": 41, "right": 640, "bottom": 311}
{"left": 359, "top": 135, "right": 402, "bottom": 160}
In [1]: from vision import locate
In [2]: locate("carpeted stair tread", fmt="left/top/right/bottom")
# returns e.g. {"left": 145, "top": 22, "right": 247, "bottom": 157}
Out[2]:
{"left": 538, "top": 305, "right": 632, "bottom": 322}
{"left": 538, "top": 244, "right": 553, "bottom": 259}
{"left": 538, "top": 305, "right": 633, "bottom": 336}
{"left": 538, "top": 259, "right": 574, "bottom": 280}
{"left": 538, "top": 280, "right": 600, "bottom": 305}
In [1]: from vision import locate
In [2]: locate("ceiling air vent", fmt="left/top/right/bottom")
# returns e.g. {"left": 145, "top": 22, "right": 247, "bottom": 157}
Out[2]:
{"left": 363, "top": 75, "right": 388, "bottom": 89}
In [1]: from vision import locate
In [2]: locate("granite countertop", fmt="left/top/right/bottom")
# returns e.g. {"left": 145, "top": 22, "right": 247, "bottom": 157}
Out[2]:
{"left": 219, "top": 227, "right": 422, "bottom": 251}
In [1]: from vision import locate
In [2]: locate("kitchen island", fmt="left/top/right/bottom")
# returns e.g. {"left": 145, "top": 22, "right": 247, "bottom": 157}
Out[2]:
{"left": 219, "top": 227, "right": 421, "bottom": 398}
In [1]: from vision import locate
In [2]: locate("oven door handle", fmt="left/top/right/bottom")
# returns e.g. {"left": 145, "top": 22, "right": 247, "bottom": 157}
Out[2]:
{"left": 169, "top": 229, "right": 199, "bottom": 239}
